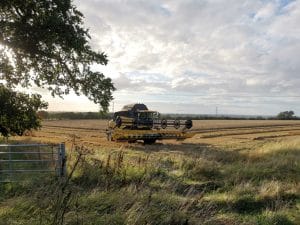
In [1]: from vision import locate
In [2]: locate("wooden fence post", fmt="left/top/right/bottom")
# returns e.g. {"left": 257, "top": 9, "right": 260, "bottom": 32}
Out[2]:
{"left": 8, "top": 145, "right": 12, "bottom": 181}
{"left": 59, "top": 143, "right": 67, "bottom": 177}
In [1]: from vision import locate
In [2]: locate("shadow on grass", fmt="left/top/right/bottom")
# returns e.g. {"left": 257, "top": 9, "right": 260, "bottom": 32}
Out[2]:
{"left": 131, "top": 142, "right": 247, "bottom": 164}
{"left": 71, "top": 140, "right": 300, "bottom": 201}
{"left": 200, "top": 192, "right": 298, "bottom": 215}
{"left": 130, "top": 141, "right": 300, "bottom": 183}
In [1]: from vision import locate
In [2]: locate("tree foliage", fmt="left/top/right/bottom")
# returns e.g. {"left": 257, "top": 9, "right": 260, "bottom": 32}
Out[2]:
{"left": 277, "top": 111, "right": 295, "bottom": 120}
{"left": 0, "top": 0, "right": 115, "bottom": 111}
{"left": 0, "top": 84, "right": 48, "bottom": 137}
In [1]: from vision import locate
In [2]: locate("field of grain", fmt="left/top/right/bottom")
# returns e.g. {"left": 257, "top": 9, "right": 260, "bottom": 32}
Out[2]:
{"left": 35, "top": 119, "right": 300, "bottom": 148}
{"left": 42, "top": 119, "right": 300, "bottom": 130}
{"left": 1, "top": 119, "right": 299, "bottom": 225}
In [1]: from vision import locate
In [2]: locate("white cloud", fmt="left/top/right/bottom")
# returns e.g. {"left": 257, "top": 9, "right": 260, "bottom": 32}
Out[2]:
{"left": 44, "top": 0, "right": 300, "bottom": 115}
{"left": 254, "top": 2, "right": 277, "bottom": 21}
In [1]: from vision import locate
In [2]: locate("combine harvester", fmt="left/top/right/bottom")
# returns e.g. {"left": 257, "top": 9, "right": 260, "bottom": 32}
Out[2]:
{"left": 106, "top": 103, "right": 194, "bottom": 144}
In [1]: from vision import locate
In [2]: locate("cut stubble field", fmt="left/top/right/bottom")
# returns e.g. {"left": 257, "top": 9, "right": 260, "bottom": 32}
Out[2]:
{"left": 1, "top": 119, "right": 300, "bottom": 225}
{"left": 31, "top": 119, "right": 300, "bottom": 148}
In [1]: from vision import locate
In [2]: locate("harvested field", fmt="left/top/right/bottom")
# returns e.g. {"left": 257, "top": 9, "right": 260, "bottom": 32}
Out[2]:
{"left": 43, "top": 119, "right": 108, "bottom": 130}
{"left": 37, "top": 119, "right": 300, "bottom": 148}
{"left": 42, "top": 119, "right": 300, "bottom": 130}
{"left": 192, "top": 119, "right": 300, "bottom": 130}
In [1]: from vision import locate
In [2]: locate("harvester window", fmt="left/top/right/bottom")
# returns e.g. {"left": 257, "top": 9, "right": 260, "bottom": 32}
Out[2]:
{"left": 138, "top": 112, "right": 154, "bottom": 119}
{"left": 138, "top": 112, "right": 146, "bottom": 119}
{"left": 153, "top": 112, "right": 160, "bottom": 119}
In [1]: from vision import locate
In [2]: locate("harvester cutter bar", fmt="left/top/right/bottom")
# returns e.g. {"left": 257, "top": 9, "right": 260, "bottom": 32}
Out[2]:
{"left": 111, "top": 129, "right": 194, "bottom": 141}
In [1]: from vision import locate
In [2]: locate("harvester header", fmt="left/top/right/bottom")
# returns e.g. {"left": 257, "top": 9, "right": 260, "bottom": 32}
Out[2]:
{"left": 106, "top": 103, "right": 194, "bottom": 144}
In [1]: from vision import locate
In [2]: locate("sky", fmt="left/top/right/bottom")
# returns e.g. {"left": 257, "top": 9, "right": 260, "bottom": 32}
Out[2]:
{"left": 42, "top": 0, "right": 300, "bottom": 115}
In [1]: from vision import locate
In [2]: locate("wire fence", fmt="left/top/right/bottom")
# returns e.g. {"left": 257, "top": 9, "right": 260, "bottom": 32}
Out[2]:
{"left": 0, "top": 143, "right": 66, "bottom": 183}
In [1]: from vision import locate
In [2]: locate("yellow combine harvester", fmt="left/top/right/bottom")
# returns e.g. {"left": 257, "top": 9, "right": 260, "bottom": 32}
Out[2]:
{"left": 106, "top": 103, "right": 194, "bottom": 144}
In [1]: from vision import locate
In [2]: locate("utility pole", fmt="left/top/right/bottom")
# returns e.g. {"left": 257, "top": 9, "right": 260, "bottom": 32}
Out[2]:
{"left": 112, "top": 101, "right": 115, "bottom": 113}
{"left": 216, "top": 106, "right": 218, "bottom": 117}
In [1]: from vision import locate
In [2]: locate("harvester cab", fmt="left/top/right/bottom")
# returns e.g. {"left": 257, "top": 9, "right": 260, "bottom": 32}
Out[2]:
{"left": 106, "top": 103, "right": 194, "bottom": 144}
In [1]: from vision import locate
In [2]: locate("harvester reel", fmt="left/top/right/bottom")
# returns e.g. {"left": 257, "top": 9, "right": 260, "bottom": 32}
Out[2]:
{"left": 174, "top": 119, "right": 180, "bottom": 129}
{"left": 161, "top": 119, "right": 167, "bottom": 129}
{"left": 185, "top": 120, "right": 193, "bottom": 129}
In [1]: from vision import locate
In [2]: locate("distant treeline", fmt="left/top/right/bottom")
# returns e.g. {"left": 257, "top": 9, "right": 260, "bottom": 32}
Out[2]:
{"left": 161, "top": 114, "right": 270, "bottom": 120}
{"left": 38, "top": 111, "right": 112, "bottom": 120}
{"left": 39, "top": 111, "right": 300, "bottom": 120}
{"left": 161, "top": 114, "right": 300, "bottom": 120}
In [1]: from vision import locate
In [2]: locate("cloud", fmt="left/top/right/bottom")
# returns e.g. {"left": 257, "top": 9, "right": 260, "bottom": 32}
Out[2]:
{"left": 61, "top": 0, "right": 300, "bottom": 115}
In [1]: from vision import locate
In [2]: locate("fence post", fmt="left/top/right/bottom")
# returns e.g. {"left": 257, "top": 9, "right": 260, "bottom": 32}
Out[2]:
{"left": 59, "top": 143, "right": 67, "bottom": 177}
{"left": 8, "top": 145, "right": 12, "bottom": 181}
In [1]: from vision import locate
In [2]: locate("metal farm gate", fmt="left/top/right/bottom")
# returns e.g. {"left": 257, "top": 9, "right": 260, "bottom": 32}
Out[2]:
{"left": 0, "top": 143, "right": 66, "bottom": 183}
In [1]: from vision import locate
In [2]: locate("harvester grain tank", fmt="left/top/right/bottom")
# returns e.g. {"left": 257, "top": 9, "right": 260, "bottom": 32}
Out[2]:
{"left": 106, "top": 103, "right": 194, "bottom": 144}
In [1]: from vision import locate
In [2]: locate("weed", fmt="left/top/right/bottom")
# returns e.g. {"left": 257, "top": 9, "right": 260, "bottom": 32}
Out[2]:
{"left": 182, "top": 159, "right": 222, "bottom": 181}
{"left": 255, "top": 212, "right": 294, "bottom": 225}
{"left": 1, "top": 135, "right": 299, "bottom": 225}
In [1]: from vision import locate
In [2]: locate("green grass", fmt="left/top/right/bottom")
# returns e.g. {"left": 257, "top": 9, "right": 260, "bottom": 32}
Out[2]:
{"left": 0, "top": 139, "right": 299, "bottom": 224}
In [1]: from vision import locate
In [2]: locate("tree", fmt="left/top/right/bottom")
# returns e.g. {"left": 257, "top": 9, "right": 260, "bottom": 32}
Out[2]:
{"left": 0, "top": 0, "right": 115, "bottom": 111}
{"left": 277, "top": 111, "right": 295, "bottom": 120}
{"left": 0, "top": 85, "right": 48, "bottom": 137}
{"left": 37, "top": 110, "right": 49, "bottom": 120}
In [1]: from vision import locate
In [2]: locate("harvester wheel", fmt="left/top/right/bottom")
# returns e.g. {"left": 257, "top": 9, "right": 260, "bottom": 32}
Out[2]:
{"left": 185, "top": 119, "right": 193, "bottom": 129}
{"left": 161, "top": 119, "right": 167, "bottom": 129}
{"left": 174, "top": 119, "right": 180, "bottom": 129}
{"left": 143, "top": 139, "right": 156, "bottom": 144}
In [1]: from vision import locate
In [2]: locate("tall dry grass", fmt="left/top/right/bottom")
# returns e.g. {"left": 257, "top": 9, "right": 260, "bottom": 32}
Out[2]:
{"left": 0, "top": 138, "right": 299, "bottom": 225}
